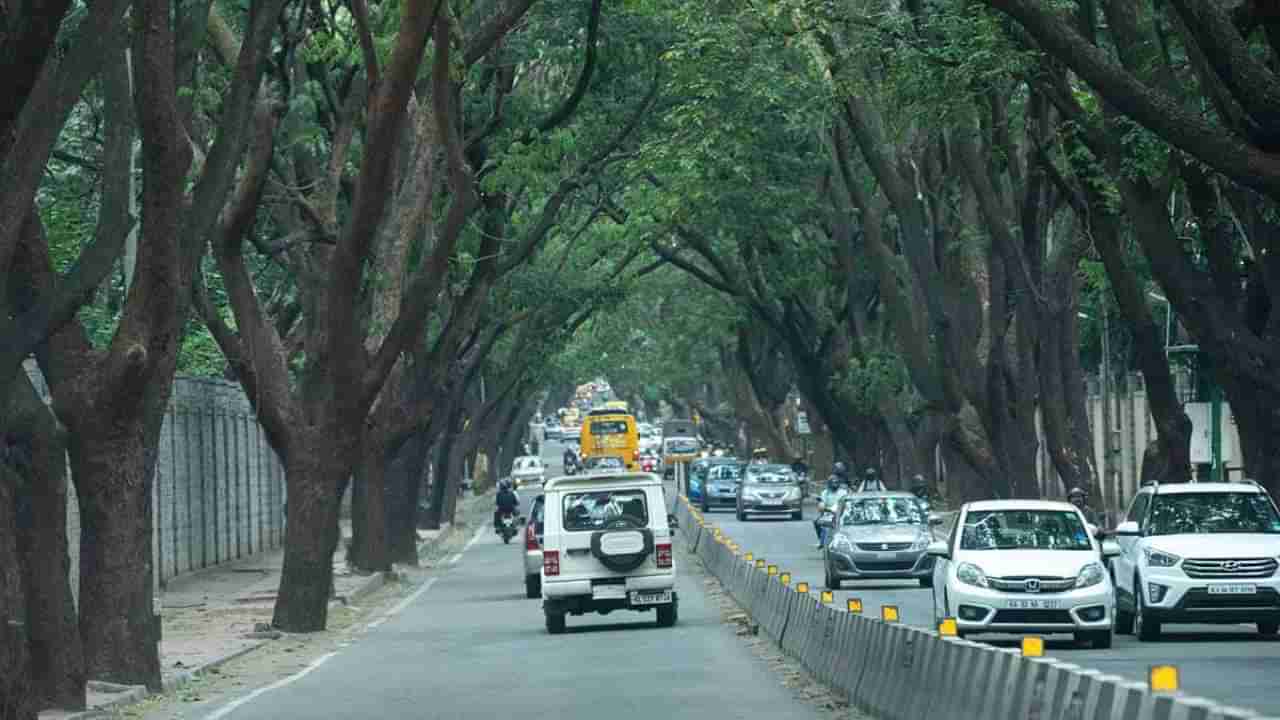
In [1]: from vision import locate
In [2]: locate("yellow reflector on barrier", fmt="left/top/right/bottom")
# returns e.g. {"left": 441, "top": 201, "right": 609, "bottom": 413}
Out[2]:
{"left": 796, "top": 582, "right": 809, "bottom": 594}
{"left": 1021, "top": 636, "right": 1044, "bottom": 657}
{"left": 780, "top": 572, "right": 791, "bottom": 586}
{"left": 767, "top": 565, "right": 779, "bottom": 576}
{"left": 847, "top": 598, "right": 863, "bottom": 614}
{"left": 756, "top": 559, "right": 766, "bottom": 569}
{"left": 1149, "top": 665, "right": 1179, "bottom": 692}
{"left": 938, "top": 618, "right": 958, "bottom": 636}
{"left": 881, "top": 605, "right": 900, "bottom": 622}
{"left": 744, "top": 552, "right": 754, "bottom": 562}
{"left": 821, "top": 591, "right": 833, "bottom": 604}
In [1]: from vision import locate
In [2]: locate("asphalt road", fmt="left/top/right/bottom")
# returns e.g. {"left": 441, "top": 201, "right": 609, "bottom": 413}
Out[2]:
{"left": 700, "top": 496, "right": 1280, "bottom": 715}
{"left": 204, "top": 438, "right": 829, "bottom": 720}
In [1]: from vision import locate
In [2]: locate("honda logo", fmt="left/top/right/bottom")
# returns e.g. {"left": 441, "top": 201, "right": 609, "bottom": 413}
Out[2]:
{"left": 1024, "top": 578, "right": 1041, "bottom": 593}
{"left": 881, "top": 543, "right": 889, "bottom": 550}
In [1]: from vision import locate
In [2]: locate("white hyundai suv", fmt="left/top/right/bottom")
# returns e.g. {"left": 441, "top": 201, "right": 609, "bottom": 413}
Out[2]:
{"left": 539, "top": 472, "right": 678, "bottom": 634}
{"left": 929, "top": 499, "right": 1119, "bottom": 648}
{"left": 1108, "top": 481, "right": 1280, "bottom": 640}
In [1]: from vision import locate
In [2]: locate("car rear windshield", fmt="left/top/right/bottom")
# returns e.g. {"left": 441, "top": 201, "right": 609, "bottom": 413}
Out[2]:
{"left": 709, "top": 465, "right": 743, "bottom": 481}
{"left": 1148, "top": 492, "right": 1280, "bottom": 535}
{"left": 960, "top": 510, "right": 1091, "bottom": 550}
{"left": 562, "top": 489, "right": 648, "bottom": 531}
{"left": 840, "top": 497, "right": 926, "bottom": 526}
{"left": 666, "top": 439, "right": 698, "bottom": 453}
{"left": 589, "top": 420, "right": 629, "bottom": 435}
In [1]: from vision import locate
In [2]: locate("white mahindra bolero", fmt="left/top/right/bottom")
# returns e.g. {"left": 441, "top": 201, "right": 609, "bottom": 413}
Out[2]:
{"left": 539, "top": 472, "right": 678, "bottom": 634}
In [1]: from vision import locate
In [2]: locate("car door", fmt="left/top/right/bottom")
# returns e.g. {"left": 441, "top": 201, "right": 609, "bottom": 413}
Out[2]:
{"left": 932, "top": 508, "right": 963, "bottom": 622}
{"left": 1112, "top": 492, "right": 1150, "bottom": 603}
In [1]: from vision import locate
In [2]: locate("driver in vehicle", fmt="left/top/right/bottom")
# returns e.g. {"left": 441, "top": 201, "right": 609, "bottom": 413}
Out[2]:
{"left": 494, "top": 479, "right": 520, "bottom": 531}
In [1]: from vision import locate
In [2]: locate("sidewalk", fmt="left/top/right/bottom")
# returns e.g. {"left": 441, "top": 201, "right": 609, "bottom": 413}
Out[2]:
{"left": 40, "top": 492, "right": 489, "bottom": 719}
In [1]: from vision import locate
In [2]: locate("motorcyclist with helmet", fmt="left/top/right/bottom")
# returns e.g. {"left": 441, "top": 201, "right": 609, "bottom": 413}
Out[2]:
{"left": 857, "top": 466, "right": 887, "bottom": 493}
{"left": 910, "top": 474, "right": 931, "bottom": 510}
{"left": 563, "top": 445, "right": 579, "bottom": 474}
{"left": 815, "top": 462, "right": 853, "bottom": 548}
{"left": 751, "top": 447, "right": 769, "bottom": 464}
{"left": 494, "top": 478, "right": 520, "bottom": 532}
{"left": 1067, "top": 486, "right": 1100, "bottom": 526}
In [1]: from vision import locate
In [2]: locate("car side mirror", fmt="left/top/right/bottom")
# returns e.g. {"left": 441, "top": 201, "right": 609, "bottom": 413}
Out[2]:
{"left": 926, "top": 540, "right": 950, "bottom": 559}
{"left": 1110, "top": 520, "right": 1140, "bottom": 537}
{"left": 1101, "top": 538, "right": 1121, "bottom": 557}
{"left": 1087, "top": 523, "right": 1099, "bottom": 539}
{"left": 928, "top": 513, "right": 943, "bottom": 526}
{"left": 668, "top": 513, "right": 679, "bottom": 529}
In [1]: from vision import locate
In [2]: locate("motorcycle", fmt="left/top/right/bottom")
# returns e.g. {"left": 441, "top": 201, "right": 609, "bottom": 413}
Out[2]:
{"left": 498, "top": 512, "right": 518, "bottom": 543}
{"left": 814, "top": 502, "right": 836, "bottom": 546}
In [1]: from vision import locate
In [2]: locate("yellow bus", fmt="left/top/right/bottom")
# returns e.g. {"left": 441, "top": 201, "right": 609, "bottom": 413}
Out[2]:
{"left": 603, "top": 400, "right": 629, "bottom": 413}
{"left": 579, "top": 410, "right": 640, "bottom": 470}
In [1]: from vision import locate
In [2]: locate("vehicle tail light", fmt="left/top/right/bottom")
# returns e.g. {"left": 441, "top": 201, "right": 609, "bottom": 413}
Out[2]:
{"left": 633, "top": 449, "right": 640, "bottom": 462}
{"left": 526, "top": 523, "right": 539, "bottom": 550}
{"left": 543, "top": 550, "right": 560, "bottom": 576}
{"left": 656, "top": 543, "right": 672, "bottom": 568}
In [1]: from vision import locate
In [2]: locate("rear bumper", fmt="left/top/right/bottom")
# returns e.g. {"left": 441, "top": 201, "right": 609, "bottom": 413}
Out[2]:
{"left": 542, "top": 573, "right": 675, "bottom": 599}
{"left": 524, "top": 550, "right": 542, "bottom": 577}
{"left": 544, "top": 590, "right": 678, "bottom": 615}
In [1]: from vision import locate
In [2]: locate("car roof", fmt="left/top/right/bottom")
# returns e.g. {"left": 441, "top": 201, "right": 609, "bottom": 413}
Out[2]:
{"left": 543, "top": 472, "right": 663, "bottom": 492}
{"left": 1140, "top": 481, "right": 1263, "bottom": 494}
{"left": 964, "top": 499, "right": 1080, "bottom": 512}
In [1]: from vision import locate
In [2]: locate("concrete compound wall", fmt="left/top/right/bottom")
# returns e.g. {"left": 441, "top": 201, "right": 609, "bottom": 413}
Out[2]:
{"left": 23, "top": 361, "right": 286, "bottom": 606}
{"left": 674, "top": 495, "right": 1273, "bottom": 720}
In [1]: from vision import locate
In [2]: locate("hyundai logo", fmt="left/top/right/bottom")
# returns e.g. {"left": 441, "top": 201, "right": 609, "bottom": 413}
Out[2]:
{"left": 881, "top": 543, "right": 889, "bottom": 550}
{"left": 1024, "top": 578, "right": 1041, "bottom": 593}
{"left": 1221, "top": 561, "right": 1240, "bottom": 572}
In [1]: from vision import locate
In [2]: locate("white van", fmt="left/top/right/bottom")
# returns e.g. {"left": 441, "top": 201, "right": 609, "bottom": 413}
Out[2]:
{"left": 539, "top": 472, "right": 678, "bottom": 634}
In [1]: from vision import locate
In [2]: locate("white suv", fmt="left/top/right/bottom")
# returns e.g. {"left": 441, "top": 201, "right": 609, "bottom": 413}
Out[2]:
{"left": 539, "top": 472, "right": 678, "bottom": 634}
{"left": 928, "top": 500, "right": 1119, "bottom": 648}
{"left": 1108, "top": 481, "right": 1280, "bottom": 640}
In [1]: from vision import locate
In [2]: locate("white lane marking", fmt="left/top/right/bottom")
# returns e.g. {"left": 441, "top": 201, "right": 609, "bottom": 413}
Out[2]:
{"left": 371, "top": 524, "right": 486, "bottom": 626}
{"left": 450, "top": 525, "right": 487, "bottom": 565}
{"left": 204, "top": 652, "right": 337, "bottom": 720}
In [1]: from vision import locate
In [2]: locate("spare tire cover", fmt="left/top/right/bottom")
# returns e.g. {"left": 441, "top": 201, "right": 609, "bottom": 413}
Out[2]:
{"left": 591, "top": 517, "right": 654, "bottom": 573}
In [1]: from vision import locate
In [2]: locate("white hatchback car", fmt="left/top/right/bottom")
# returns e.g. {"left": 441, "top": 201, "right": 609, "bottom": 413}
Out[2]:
{"left": 539, "top": 472, "right": 678, "bottom": 634}
{"left": 1109, "top": 481, "right": 1280, "bottom": 640}
{"left": 511, "top": 455, "right": 546, "bottom": 488}
{"left": 929, "top": 499, "right": 1119, "bottom": 648}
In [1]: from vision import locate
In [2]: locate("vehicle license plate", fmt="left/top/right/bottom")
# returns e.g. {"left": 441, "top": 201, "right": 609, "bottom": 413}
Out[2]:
{"left": 1006, "top": 599, "right": 1060, "bottom": 609}
{"left": 630, "top": 590, "right": 672, "bottom": 605}
{"left": 1207, "top": 584, "right": 1257, "bottom": 595}
{"left": 875, "top": 552, "right": 896, "bottom": 560}
{"left": 592, "top": 585, "right": 626, "bottom": 600}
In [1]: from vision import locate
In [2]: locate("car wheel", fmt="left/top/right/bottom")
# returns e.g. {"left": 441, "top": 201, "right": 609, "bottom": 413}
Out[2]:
{"left": 824, "top": 555, "right": 841, "bottom": 590}
{"left": 525, "top": 573, "right": 541, "bottom": 599}
{"left": 1135, "top": 576, "right": 1161, "bottom": 641}
{"left": 701, "top": 499, "right": 710, "bottom": 513}
{"left": 1076, "top": 629, "right": 1112, "bottom": 649}
{"left": 918, "top": 575, "right": 932, "bottom": 589}
{"left": 656, "top": 602, "right": 678, "bottom": 628}
{"left": 545, "top": 611, "right": 566, "bottom": 634}
{"left": 1258, "top": 621, "right": 1279, "bottom": 636}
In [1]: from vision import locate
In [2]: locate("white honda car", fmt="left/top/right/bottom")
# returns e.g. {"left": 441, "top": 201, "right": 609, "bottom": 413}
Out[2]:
{"left": 929, "top": 499, "right": 1120, "bottom": 648}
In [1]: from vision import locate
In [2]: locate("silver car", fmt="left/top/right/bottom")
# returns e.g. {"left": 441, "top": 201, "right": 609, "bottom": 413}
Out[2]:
{"left": 823, "top": 492, "right": 941, "bottom": 589}
{"left": 511, "top": 455, "right": 545, "bottom": 488}
{"left": 735, "top": 465, "right": 803, "bottom": 521}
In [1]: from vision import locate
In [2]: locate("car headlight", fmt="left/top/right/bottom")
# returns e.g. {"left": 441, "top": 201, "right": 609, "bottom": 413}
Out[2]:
{"left": 1143, "top": 548, "right": 1181, "bottom": 568}
{"left": 830, "top": 534, "right": 855, "bottom": 552}
{"left": 1075, "top": 562, "right": 1105, "bottom": 589}
{"left": 956, "top": 562, "right": 988, "bottom": 588}
{"left": 910, "top": 535, "right": 930, "bottom": 551}
{"left": 783, "top": 487, "right": 801, "bottom": 501}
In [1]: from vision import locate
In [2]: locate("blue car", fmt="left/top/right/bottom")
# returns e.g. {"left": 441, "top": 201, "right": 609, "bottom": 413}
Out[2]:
{"left": 686, "top": 457, "right": 740, "bottom": 508}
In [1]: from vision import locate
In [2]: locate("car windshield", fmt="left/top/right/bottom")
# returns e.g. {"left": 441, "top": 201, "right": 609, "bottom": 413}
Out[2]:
{"left": 710, "top": 465, "right": 743, "bottom": 482}
{"left": 748, "top": 471, "right": 794, "bottom": 485}
{"left": 562, "top": 489, "right": 648, "bottom": 531}
{"left": 1147, "top": 492, "right": 1280, "bottom": 535}
{"left": 589, "top": 420, "right": 628, "bottom": 435}
{"left": 839, "top": 497, "right": 926, "bottom": 526}
{"left": 960, "top": 509, "right": 1092, "bottom": 550}
{"left": 666, "top": 439, "right": 698, "bottom": 453}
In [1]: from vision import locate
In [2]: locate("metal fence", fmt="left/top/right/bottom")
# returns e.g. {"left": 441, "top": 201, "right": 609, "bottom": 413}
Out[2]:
{"left": 24, "top": 362, "right": 286, "bottom": 606}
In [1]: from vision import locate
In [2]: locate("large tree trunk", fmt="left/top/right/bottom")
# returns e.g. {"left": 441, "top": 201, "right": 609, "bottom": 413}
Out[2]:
{"left": 272, "top": 433, "right": 347, "bottom": 632}
{"left": 70, "top": 427, "right": 161, "bottom": 689}
{"left": 349, "top": 434, "right": 391, "bottom": 572}
{"left": 0, "top": 457, "right": 36, "bottom": 720}
{"left": 387, "top": 434, "right": 430, "bottom": 564}
{"left": 9, "top": 376, "right": 84, "bottom": 710}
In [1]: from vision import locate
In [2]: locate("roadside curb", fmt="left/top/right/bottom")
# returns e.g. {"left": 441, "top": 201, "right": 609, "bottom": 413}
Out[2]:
{"left": 50, "top": 513, "right": 475, "bottom": 719}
